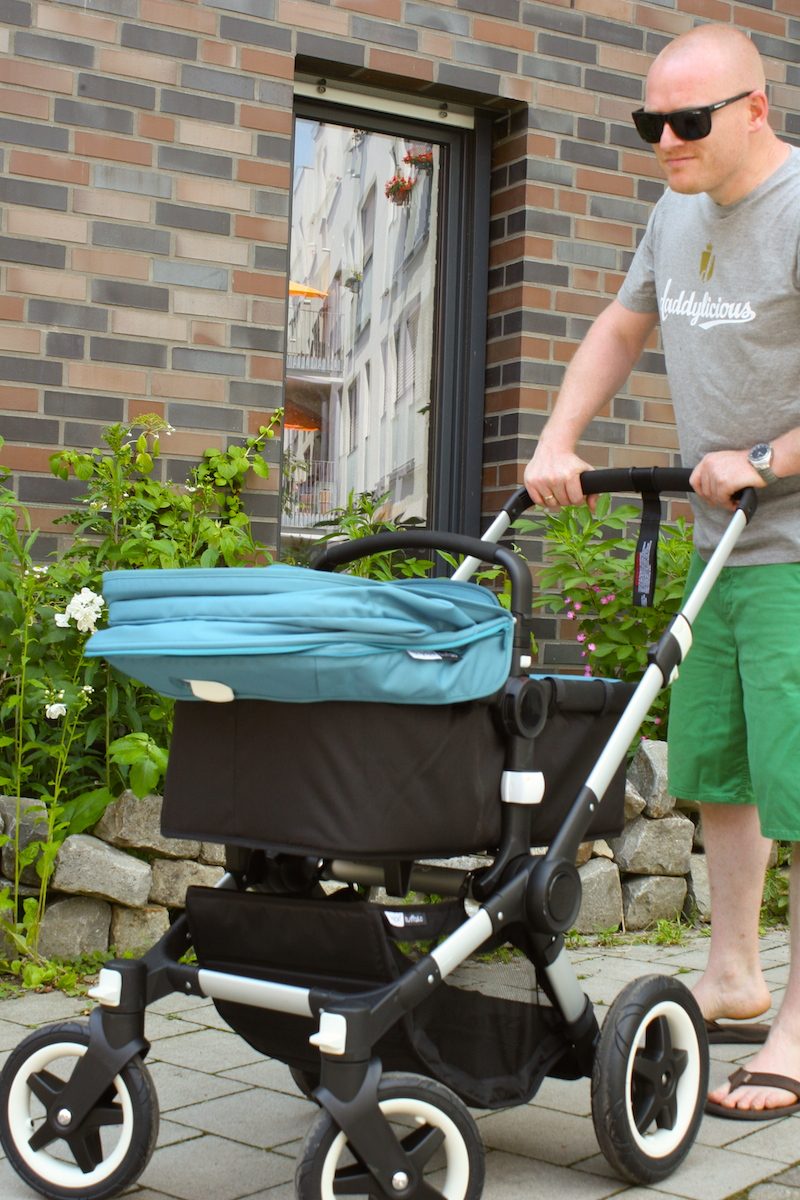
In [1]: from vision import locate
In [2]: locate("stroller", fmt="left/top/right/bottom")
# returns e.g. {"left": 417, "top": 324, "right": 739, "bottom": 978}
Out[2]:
{"left": 0, "top": 469, "right": 757, "bottom": 1200}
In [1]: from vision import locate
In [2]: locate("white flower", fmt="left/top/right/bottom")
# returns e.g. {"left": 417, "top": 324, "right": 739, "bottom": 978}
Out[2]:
{"left": 45, "top": 702, "right": 67, "bottom": 720}
{"left": 56, "top": 587, "right": 105, "bottom": 635}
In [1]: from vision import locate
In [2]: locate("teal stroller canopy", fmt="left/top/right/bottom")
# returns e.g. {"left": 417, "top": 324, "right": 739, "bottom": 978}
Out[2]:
{"left": 85, "top": 564, "right": 516, "bottom": 706}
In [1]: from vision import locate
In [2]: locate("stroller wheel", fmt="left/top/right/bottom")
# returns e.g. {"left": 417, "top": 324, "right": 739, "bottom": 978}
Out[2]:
{"left": 591, "top": 974, "right": 708, "bottom": 1184}
{"left": 0, "top": 1020, "right": 159, "bottom": 1200}
{"left": 295, "top": 1071, "right": 484, "bottom": 1200}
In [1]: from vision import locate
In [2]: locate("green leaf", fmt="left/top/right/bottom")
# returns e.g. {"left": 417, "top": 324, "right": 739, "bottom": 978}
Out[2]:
{"left": 60, "top": 787, "right": 115, "bottom": 836}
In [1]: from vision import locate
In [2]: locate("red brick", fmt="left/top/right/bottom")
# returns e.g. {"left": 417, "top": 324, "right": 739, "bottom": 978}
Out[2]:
{"left": 201, "top": 40, "right": 237, "bottom": 67}
{"left": 236, "top": 160, "right": 291, "bottom": 187}
{"left": 72, "top": 248, "right": 150, "bottom": 280}
{"left": 240, "top": 48, "right": 294, "bottom": 79}
{"left": 368, "top": 50, "right": 435, "bottom": 82}
{"left": 128, "top": 398, "right": 166, "bottom": 423}
{"left": 152, "top": 372, "right": 226, "bottom": 402}
{"left": 676, "top": 0, "right": 732, "bottom": 21}
{"left": 0, "top": 87, "right": 49, "bottom": 119}
{"left": 334, "top": 0, "right": 401, "bottom": 16}
{"left": 74, "top": 132, "right": 153, "bottom": 166}
{"left": 732, "top": 5, "right": 787, "bottom": 35}
{"left": 0, "top": 445, "right": 54, "bottom": 472}
{"left": 0, "top": 297, "right": 25, "bottom": 321}
{"left": 138, "top": 113, "right": 175, "bottom": 141}
{"left": 249, "top": 355, "right": 283, "bottom": 381}
{"left": 278, "top": 0, "right": 349, "bottom": 33}
{"left": 0, "top": 59, "right": 72, "bottom": 94}
{"left": 0, "top": 383, "right": 37, "bottom": 411}
{"left": 67, "top": 363, "right": 148, "bottom": 395}
{"left": 239, "top": 105, "right": 293, "bottom": 134}
{"left": 473, "top": 17, "right": 535, "bottom": 51}
{"left": 191, "top": 321, "right": 226, "bottom": 346}
{"left": 234, "top": 215, "right": 288, "bottom": 243}
{"left": 140, "top": 0, "right": 218, "bottom": 33}
{"left": 9, "top": 149, "right": 90, "bottom": 185}
{"left": 37, "top": 6, "right": 117, "bottom": 41}
{"left": 233, "top": 271, "right": 285, "bottom": 298}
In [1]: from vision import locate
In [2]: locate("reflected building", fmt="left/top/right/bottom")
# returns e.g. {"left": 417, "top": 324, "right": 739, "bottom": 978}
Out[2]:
{"left": 283, "top": 119, "right": 439, "bottom": 538}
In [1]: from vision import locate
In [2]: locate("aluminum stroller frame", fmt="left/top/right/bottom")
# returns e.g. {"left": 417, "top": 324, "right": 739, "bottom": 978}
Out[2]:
{"left": 0, "top": 468, "right": 757, "bottom": 1200}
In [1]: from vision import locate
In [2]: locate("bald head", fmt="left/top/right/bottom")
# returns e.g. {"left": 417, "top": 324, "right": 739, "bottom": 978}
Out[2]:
{"left": 647, "top": 25, "right": 765, "bottom": 104}
{"left": 640, "top": 24, "right": 787, "bottom": 206}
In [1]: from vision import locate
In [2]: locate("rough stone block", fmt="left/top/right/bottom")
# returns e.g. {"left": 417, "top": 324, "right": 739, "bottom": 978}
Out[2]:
{"left": 609, "top": 813, "right": 694, "bottom": 877}
{"left": 622, "top": 875, "right": 687, "bottom": 930}
{"left": 687, "top": 853, "right": 710, "bottom": 922}
{"left": 0, "top": 794, "right": 49, "bottom": 885}
{"left": 628, "top": 739, "right": 674, "bottom": 818}
{"left": 199, "top": 842, "right": 226, "bottom": 867}
{"left": 150, "top": 859, "right": 224, "bottom": 908}
{"left": 38, "top": 896, "right": 111, "bottom": 959}
{"left": 624, "top": 778, "right": 646, "bottom": 821}
{"left": 110, "top": 904, "right": 170, "bottom": 954}
{"left": 53, "top": 834, "right": 152, "bottom": 907}
{"left": 95, "top": 791, "right": 200, "bottom": 859}
{"left": 576, "top": 858, "right": 623, "bottom": 934}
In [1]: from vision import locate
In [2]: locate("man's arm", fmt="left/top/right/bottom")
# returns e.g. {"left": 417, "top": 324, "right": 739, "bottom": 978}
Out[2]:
{"left": 524, "top": 299, "right": 658, "bottom": 507}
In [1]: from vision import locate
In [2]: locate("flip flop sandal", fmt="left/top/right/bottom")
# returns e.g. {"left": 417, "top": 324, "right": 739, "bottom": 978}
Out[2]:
{"left": 705, "top": 1067, "right": 800, "bottom": 1120}
{"left": 704, "top": 1019, "right": 770, "bottom": 1045}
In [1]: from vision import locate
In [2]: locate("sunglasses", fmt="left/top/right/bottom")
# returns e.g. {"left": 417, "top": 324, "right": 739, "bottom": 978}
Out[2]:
{"left": 631, "top": 91, "right": 753, "bottom": 144}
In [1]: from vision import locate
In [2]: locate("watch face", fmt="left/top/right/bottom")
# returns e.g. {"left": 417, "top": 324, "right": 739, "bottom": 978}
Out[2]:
{"left": 751, "top": 443, "right": 770, "bottom": 460}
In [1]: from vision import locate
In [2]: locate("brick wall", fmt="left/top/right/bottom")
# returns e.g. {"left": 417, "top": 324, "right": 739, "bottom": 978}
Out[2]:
{"left": 1, "top": 0, "right": 798, "bottom": 598}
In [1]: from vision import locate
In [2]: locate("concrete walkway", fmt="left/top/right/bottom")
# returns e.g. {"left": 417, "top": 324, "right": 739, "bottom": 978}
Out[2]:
{"left": 1, "top": 928, "right": 798, "bottom": 1200}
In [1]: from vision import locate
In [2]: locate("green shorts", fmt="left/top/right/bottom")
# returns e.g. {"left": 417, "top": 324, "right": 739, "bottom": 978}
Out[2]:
{"left": 667, "top": 553, "right": 800, "bottom": 841}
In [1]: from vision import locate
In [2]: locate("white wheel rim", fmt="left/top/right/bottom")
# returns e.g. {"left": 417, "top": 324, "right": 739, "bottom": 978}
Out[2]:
{"left": 7, "top": 1040, "right": 135, "bottom": 1190}
{"left": 624, "top": 1000, "right": 700, "bottom": 1159}
{"left": 320, "top": 1096, "right": 471, "bottom": 1200}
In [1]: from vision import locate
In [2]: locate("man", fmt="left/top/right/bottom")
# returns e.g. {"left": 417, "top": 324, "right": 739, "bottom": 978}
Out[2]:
{"left": 524, "top": 23, "right": 800, "bottom": 1118}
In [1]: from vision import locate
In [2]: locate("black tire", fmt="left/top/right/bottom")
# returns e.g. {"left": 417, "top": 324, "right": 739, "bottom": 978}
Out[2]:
{"left": 591, "top": 974, "right": 708, "bottom": 1184}
{"left": 295, "top": 1071, "right": 485, "bottom": 1200}
{"left": 0, "top": 1020, "right": 159, "bottom": 1200}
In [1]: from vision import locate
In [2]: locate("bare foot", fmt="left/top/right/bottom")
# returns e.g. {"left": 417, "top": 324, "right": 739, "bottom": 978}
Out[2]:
{"left": 693, "top": 973, "right": 771, "bottom": 1025}
{"left": 709, "top": 1027, "right": 800, "bottom": 1114}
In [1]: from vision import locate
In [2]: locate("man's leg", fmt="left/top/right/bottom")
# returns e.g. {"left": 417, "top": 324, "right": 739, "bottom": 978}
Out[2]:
{"left": 693, "top": 801, "right": 773, "bottom": 1023}
{"left": 708, "top": 843, "right": 800, "bottom": 1113}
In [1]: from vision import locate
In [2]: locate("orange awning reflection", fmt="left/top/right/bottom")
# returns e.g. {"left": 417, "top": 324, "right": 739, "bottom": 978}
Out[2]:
{"left": 289, "top": 280, "right": 328, "bottom": 298}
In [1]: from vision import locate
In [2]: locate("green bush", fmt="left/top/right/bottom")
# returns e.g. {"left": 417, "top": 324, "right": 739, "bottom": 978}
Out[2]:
{"left": 0, "top": 415, "right": 278, "bottom": 960}
{"left": 518, "top": 493, "right": 694, "bottom": 740}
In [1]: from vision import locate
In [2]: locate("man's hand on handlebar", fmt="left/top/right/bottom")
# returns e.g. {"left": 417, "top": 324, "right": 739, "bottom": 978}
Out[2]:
{"left": 523, "top": 444, "right": 597, "bottom": 511}
{"left": 690, "top": 450, "right": 767, "bottom": 511}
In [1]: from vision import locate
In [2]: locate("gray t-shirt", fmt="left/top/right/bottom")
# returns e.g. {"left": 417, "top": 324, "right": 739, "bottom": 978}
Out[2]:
{"left": 618, "top": 146, "right": 800, "bottom": 564}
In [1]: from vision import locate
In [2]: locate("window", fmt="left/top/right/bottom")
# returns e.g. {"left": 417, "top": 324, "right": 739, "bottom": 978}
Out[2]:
{"left": 281, "top": 84, "right": 490, "bottom": 545}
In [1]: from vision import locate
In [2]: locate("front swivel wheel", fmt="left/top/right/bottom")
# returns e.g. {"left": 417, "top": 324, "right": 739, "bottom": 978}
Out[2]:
{"left": 295, "top": 1071, "right": 484, "bottom": 1200}
{"left": 0, "top": 1020, "right": 159, "bottom": 1200}
{"left": 591, "top": 974, "right": 708, "bottom": 1184}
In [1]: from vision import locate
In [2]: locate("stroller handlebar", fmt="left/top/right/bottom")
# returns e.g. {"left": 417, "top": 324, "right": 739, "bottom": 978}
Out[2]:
{"left": 503, "top": 468, "right": 757, "bottom": 524}
{"left": 311, "top": 529, "right": 532, "bottom": 616}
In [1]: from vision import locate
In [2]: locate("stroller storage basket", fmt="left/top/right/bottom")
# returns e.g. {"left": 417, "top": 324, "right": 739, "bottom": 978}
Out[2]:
{"left": 163, "top": 678, "right": 631, "bottom": 858}
{"left": 185, "top": 886, "right": 571, "bottom": 1110}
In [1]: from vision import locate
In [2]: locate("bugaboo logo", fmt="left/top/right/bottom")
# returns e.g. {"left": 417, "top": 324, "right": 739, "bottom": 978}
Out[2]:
{"left": 699, "top": 242, "right": 715, "bottom": 282}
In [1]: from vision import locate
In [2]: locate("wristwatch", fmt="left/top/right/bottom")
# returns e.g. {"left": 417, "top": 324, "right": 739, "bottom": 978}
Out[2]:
{"left": 747, "top": 443, "right": 779, "bottom": 484}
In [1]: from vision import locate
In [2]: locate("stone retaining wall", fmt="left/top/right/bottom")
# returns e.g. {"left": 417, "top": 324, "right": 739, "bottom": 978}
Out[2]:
{"left": 0, "top": 740, "right": 709, "bottom": 961}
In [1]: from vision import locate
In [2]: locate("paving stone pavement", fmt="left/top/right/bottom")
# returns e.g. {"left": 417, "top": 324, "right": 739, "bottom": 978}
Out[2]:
{"left": 1, "top": 929, "right": 798, "bottom": 1200}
